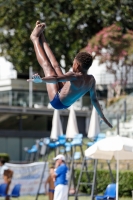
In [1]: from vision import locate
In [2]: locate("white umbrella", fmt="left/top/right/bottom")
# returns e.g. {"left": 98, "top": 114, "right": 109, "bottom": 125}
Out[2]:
{"left": 85, "top": 135, "right": 133, "bottom": 200}
{"left": 87, "top": 106, "right": 100, "bottom": 139}
{"left": 66, "top": 105, "right": 79, "bottom": 139}
{"left": 50, "top": 109, "right": 63, "bottom": 140}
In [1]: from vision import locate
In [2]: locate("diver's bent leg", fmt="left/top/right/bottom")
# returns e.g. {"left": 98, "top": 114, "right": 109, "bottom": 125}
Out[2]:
{"left": 40, "top": 33, "right": 65, "bottom": 89}
{"left": 30, "top": 25, "right": 59, "bottom": 101}
{"left": 36, "top": 21, "right": 63, "bottom": 76}
{"left": 41, "top": 33, "right": 64, "bottom": 76}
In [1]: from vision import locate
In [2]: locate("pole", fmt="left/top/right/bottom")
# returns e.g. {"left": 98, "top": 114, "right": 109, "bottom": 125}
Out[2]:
{"left": 91, "top": 159, "right": 97, "bottom": 200}
{"left": 29, "top": 67, "right": 33, "bottom": 108}
{"left": 116, "top": 156, "right": 119, "bottom": 200}
{"left": 107, "top": 160, "right": 115, "bottom": 183}
{"left": 124, "top": 100, "right": 127, "bottom": 122}
{"left": 117, "top": 114, "right": 119, "bottom": 135}
{"left": 35, "top": 147, "right": 49, "bottom": 200}
{"left": 18, "top": 114, "right": 22, "bottom": 161}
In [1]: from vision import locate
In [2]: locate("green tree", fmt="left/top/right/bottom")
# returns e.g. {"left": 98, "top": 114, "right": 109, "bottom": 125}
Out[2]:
{"left": 85, "top": 24, "right": 133, "bottom": 88}
{"left": 0, "top": 0, "right": 133, "bottom": 74}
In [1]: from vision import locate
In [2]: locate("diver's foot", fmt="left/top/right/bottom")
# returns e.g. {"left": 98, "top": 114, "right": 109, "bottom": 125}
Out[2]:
{"left": 30, "top": 22, "right": 45, "bottom": 41}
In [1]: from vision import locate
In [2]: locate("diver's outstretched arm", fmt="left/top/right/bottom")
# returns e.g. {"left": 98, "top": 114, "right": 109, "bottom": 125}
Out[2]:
{"left": 90, "top": 78, "right": 112, "bottom": 128}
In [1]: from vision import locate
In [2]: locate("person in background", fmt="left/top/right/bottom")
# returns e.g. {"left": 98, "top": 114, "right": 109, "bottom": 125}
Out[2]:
{"left": 45, "top": 167, "right": 55, "bottom": 200}
{"left": 3, "top": 169, "right": 13, "bottom": 200}
{"left": 0, "top": 159, "right": 8, "bottom": 176}
{"left": 52, "top": 154, "right": 69, "bottom": 200}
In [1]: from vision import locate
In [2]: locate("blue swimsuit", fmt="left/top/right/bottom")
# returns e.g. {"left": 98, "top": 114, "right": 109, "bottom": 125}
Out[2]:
{"left": 50, "top": 92, "right": 70, "bottom": 110}
{"left": 49, "top": 189, "right": 54, "bottom": 193}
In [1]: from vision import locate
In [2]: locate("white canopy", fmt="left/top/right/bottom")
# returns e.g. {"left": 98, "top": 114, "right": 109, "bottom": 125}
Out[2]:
{"left": 85, "top": 135, "right": 133, "bottom": 200}
{"left": 87, "top": 106, "right": 100, "bottom": 139}
{"left": 66, "top": 105, "right": 79, "bottom": 139}
{"left": 50, "top": 109, "right": 63, "bottom": 140}
{"left": 85, "top": 135, "right": 133, "bottom": 160}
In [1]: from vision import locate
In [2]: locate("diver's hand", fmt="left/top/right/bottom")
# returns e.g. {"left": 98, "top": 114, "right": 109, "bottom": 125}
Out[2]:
{"left": 101, "top": 116, "right": 113, "bottom": 128}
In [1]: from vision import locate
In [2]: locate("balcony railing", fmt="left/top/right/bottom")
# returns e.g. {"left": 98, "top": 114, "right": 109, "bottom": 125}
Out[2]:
{"left": 94, "top": 72, "right": 133, "bottom": 85}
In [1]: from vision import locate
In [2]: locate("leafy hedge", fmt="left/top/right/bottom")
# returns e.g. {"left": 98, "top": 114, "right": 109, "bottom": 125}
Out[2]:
{"left": 75, "top": 169, "right": 133, "bottom": 197}
{"left": 0, "top": 153, "right": 10, "bottom": 162}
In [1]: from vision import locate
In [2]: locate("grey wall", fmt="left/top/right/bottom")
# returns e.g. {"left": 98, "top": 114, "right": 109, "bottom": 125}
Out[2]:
{"left": 0, "top": 137, "right": 39, "bottom": 161}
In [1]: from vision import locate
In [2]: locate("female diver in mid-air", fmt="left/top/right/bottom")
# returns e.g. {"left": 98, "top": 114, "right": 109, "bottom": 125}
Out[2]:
{"left": 28, "top": 21, "right": 112, "bottom": 128}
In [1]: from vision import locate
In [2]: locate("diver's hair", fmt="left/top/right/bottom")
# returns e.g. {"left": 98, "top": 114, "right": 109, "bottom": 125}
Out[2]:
{"left": 50, "top": 166, "right": 54, "bottom": 169}
{"left": 0, "top": 158, "right": 6, "bottom": 165}
{"left": 75, "top": 52, "right": 93, "bottom": 71}
{"left": 4, "top": 169, "right": 13, "bottom": 179}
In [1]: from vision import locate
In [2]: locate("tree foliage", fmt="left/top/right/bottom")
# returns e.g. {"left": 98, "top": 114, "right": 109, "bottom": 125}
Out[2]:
{"left": 85, "top": 24, "right": 133, "bottom": 86}
{"left": 0, "top": 0, "right": 133, "bottom": 74}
